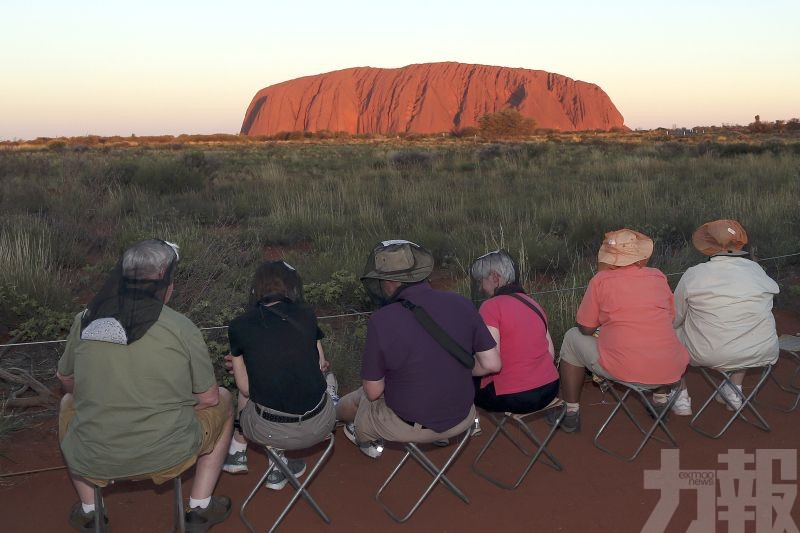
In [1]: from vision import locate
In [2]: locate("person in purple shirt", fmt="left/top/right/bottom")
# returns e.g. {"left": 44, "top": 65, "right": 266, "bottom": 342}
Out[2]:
{"left": 336, "top": 240, "right": 501, "bottom": 458}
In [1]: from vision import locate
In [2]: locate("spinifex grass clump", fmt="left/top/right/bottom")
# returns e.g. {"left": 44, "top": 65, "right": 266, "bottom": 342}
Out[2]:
{"left": 1, "top": 140, "right": 798, "bottom": 392}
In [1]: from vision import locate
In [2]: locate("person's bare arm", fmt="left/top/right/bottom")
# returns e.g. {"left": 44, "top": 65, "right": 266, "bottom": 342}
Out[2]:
{"left": 56, "top": 372, "right": 74, "bottom": 394}
{"left": 317, "top": 341, "right": 330, "bottom": 373}
{"left": 578, "top": 323, "right": 598, "bottom": 336}
{"left": 231, "top": 355, "right": 250, "bottom": 398}
{"left": 473, "top": 345, "right": 502, "bottom": 376}
{"left": 363, "top": 378, "right": 385, "bottom": 401}
{"left": 194, "top": 384, "right": 220, "bottom": 411}
{"left": 545, "top": 331, "right": 556, "bottom": 358}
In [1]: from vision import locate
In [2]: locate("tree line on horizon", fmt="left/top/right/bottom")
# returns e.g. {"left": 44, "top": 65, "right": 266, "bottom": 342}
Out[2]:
{"left": 3, "top": 113, "right": 799, "bottom": 148}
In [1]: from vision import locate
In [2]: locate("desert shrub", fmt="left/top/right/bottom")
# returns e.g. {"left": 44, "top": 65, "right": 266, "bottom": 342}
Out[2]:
{"left": 47, "top": 140, "right": 67, "bottom": 152}
{"left": 1, "top": 285, "right": 75, "bottom": 340}
{"left": 388, "top": 150, "right": 434, "bottom": 171}
{"left": 478, "top": 109, "right": 536, "bottom": 140}
{"left": 451, "top": 126, "right": 479, "bottom": 138}
{"left": 129, "top": 158, "right": 206, "bottom": 194}
{"left": 305, "top": 270, "right": 369, "bottom": 309}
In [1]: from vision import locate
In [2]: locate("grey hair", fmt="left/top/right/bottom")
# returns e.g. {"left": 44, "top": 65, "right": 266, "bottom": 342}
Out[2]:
{"left": 470, "top": 250, "right": 516, "bottom": 286}
{"left": 122, "top": 239, "right": 179, "bottom": 280}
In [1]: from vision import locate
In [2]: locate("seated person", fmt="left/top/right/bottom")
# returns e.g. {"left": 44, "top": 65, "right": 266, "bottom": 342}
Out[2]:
{"left": 336, "top": 240, "right": 501, "bottom": 457}
{"left": 57, "top": 239, "right": 233, "bottom": 532}
{"left": 556, "top": 229, "right": 689, "bottom": 432}
{"left": 671, "top": 219, "right": 779, "bottom": 414}
{"left": 226, "top": 260, "right": 336, "bottom": 489}
{"left": 470, "top": 250, "right": 559, "bottom": 413}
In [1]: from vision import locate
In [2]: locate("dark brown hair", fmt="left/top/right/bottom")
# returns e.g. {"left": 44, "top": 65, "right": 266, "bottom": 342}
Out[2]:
{"left": 248, "top": 260, "right": 303, "bottom": 307}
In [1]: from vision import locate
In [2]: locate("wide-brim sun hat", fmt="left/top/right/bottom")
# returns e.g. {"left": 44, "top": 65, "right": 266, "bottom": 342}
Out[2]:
{"left": 692, "top": 219, "right": 748, "bottom": 256}
{"left": 361, "top": 240, "right": 434, "bottom": 283}
{"left": 597, "top": 229, "right": 654, "bottom": 267}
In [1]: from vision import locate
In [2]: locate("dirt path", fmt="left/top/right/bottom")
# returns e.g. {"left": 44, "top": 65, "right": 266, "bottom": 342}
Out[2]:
{"left": 2, "top": 314, "right": 799, "bottom": 532}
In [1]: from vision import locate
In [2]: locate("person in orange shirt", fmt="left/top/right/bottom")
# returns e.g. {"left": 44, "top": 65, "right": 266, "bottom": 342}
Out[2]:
{"left": 553, "top": 229, "right": 689, "bottom": 432}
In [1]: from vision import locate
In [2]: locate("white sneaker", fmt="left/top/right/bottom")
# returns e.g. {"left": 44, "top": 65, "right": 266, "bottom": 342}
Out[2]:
{"left": 670, "top": 388, "right": 692, "bottom": 416}
{"left": 325, "top": 372, "right": 340, "bottom": 405}
{"left": 343, "top": 423, "right": 384, "bottom": 459}
{"left": 715, "top": 382, "right": 743, "bottom": 411}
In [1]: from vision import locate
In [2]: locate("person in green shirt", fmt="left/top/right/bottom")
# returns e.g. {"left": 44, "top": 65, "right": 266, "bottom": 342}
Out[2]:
{"left": 57, "top": 239, "right": 233, "bottom": 532}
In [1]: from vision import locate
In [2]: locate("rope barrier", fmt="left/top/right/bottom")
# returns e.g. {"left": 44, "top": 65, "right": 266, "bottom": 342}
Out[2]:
{"left": 1, "top": 251, "right": 798, "bottom": 349}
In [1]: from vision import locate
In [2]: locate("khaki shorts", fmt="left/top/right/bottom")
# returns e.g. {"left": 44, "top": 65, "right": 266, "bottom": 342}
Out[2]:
{"left": 349, "top": 388, "right": 476, "bottom": 444}
{"left": 558, "top": 327, "right": 613, "bottom": 379}
{"left": 59, "top": 393, "right": 230, "bottom": 487}
{"left": 240, "top": 394, "right": 336, "bottom": 451}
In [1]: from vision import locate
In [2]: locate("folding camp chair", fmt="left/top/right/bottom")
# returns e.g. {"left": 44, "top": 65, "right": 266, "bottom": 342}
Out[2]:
{"left": 760, "top": 335, "right": 800, "bottom": 412}
{"left": 92, "top": 476, "right": 185, "bottom": 533}
{"left": 240, "top": 433, "right": 335, "bottom": 533}
{"left": 689, "top": 366, "right": 772, "bottom": 439}
{"left": 472, "top": 399, "right": 566, "bottom": 490}
{"left": 375, "top": 418, "right": 477, "bottom": 523}
{"left": 593, "top": 379, "right": 680, "bottom": 462}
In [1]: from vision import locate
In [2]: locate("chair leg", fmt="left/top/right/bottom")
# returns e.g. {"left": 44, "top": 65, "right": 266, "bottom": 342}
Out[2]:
{"left": 594, "top": 383, "right": 679, "bottom": 462}
{"left": 472, "top": 404, "right": 565, "bottom": 490}
{"left": 376, "top": 425, "right": 472, "bottom": 523}
{"left": 93, "top": 486, "right": 106, "bottom": 533}
{"left": 173, "top": 477, "right": 185, "bottom": 533}
{"left": 240, "top": 457, "right": 278, "bottom": 533}
{"left": 690, "top": 366, "right": 772, "bottom": 439}
{"left": 267, "top": 436, "right": 334, "bottom": 532}
{"left": 759, "top": 352, "right": 800, "bottom": 412}
{"left": 239, "top": 434, "right": 335, "bottom": 533}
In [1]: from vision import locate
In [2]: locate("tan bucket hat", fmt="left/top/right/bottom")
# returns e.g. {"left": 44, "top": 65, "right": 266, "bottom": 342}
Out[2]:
{"left": 597, "top": 229, "right": 654, "bottom": 267}
{"left": 361, "top": 240, "right": 434, "bottom": 283}
{"left": 692, "top": 219, "right": 748, "bottom": 256}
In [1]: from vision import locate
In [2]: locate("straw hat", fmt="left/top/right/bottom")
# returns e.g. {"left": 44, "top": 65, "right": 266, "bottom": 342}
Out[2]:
{"left": 597, "top": 229, "right": 654, "bottom": 267}
{"left": 692, "top": 219, "right": 748, "bottom": 256}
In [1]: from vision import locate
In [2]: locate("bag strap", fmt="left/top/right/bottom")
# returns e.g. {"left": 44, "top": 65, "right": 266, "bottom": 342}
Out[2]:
{"left": 261, "top": 304, "right": 315, "bottom": 339}
{"left": 508, "top": 293, "right": 548, "bottom": 333}
{"left": 398, "top": 299, "right": 475, "bottom": 369}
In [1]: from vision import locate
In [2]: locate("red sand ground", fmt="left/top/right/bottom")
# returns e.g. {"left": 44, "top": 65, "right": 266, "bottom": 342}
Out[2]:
{"left": 1, "top": 312, "right": 799, "bottom": 532}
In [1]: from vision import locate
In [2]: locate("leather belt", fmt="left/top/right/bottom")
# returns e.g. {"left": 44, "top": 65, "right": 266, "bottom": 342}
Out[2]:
{"left": 399, "top": 416, "right": 428, "bottom": 430}
{"left": 253, "top": 396, "right": 326, "bottom": 423}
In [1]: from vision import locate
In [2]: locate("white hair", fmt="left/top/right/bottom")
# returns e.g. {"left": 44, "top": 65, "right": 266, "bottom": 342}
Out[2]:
{"left": 470, "top": 250, "right": 516, "bottom": 286}
{"left": 122, "top": 239, "right": 179, "bottom": 280}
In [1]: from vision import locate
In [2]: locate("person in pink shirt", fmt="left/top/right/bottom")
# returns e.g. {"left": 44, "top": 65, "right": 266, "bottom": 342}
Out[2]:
{"left": 470, "top": 250, "right": 560, "bottom": 414}
{"left": 555, "top": 229, "right": 689, "bottom": 432}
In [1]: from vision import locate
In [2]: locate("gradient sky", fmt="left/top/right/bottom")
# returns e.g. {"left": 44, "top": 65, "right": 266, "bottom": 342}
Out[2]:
{"left": 1, "top": 0, "right": 798, "bottom": 139}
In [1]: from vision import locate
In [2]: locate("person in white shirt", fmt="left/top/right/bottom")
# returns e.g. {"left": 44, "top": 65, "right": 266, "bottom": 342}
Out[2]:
{"left": 671, "top": 219, "right": 779, "bottom": 415}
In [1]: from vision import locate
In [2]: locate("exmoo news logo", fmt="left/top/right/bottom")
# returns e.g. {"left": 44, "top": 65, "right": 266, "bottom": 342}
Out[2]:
{"left": 643, "top": 449, "right": 798, "bottom": 533}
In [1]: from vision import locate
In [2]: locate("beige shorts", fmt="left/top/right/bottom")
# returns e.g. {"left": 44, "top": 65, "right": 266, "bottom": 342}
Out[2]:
{"left": 349, "top": 388, "right": 476, "bottom": 444}
{"left": 558, "top": 327, "right": 613, "bottom": 379}
{"left": 59, "top": 393, "right": 230, "bottom": 487}
{"left": 240, "top": 394, "right": 336, "bottom": 451}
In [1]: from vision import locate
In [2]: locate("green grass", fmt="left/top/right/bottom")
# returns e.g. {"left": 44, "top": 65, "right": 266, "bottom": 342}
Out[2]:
{"left": 1, "top": 139, "right": 799, "bottom": 391}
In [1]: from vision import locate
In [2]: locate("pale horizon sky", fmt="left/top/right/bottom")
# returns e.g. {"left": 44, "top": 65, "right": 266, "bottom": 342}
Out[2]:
{"left": 1, "top": 0, "right": 798, "bottom": 140}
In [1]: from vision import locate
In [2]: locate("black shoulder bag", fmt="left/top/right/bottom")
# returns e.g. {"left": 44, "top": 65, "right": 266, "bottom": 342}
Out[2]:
{"left": 398, "top": 299, "right": 475, "bottom": 369}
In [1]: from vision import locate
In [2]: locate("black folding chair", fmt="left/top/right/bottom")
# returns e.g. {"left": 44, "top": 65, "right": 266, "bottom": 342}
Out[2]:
{"left": 92, "top": 476, "right": 184, "bottom": 533}
{"left": 472, "top": 399, "right": 565, "bottom": 489}
{"left": 240, "top": 433, "right": 335, "bottom": 532}
{"left": 593, "top": 379, "right": 680, "bottom": 462}
{"left": 375, "top": 418, "right": 477, "bottom": 523}
{"left": 689, "top": 366, "right": 772, "bottom": 439}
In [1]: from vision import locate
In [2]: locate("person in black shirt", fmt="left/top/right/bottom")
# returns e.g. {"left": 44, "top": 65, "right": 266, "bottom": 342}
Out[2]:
{"left": 222, "top": 260, "right": 336, "bottom": 490}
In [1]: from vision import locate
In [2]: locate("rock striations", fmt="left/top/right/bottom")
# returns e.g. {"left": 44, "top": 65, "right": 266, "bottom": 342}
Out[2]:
{"left": 241, "top": 62, "right": 624, "bottom": 136}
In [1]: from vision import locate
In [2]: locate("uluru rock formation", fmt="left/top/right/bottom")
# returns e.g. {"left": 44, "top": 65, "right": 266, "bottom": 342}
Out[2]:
{"left": 241, "top": 62, "right": 624, "bottom": 136}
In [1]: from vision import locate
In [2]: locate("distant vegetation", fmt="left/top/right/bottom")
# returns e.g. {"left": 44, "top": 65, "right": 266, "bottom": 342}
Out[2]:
{"left": 477, "top": 109, "right": 537, "bottom": 139}
{"left": 1, "top": 134, "right": 799, "bottom": 390}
